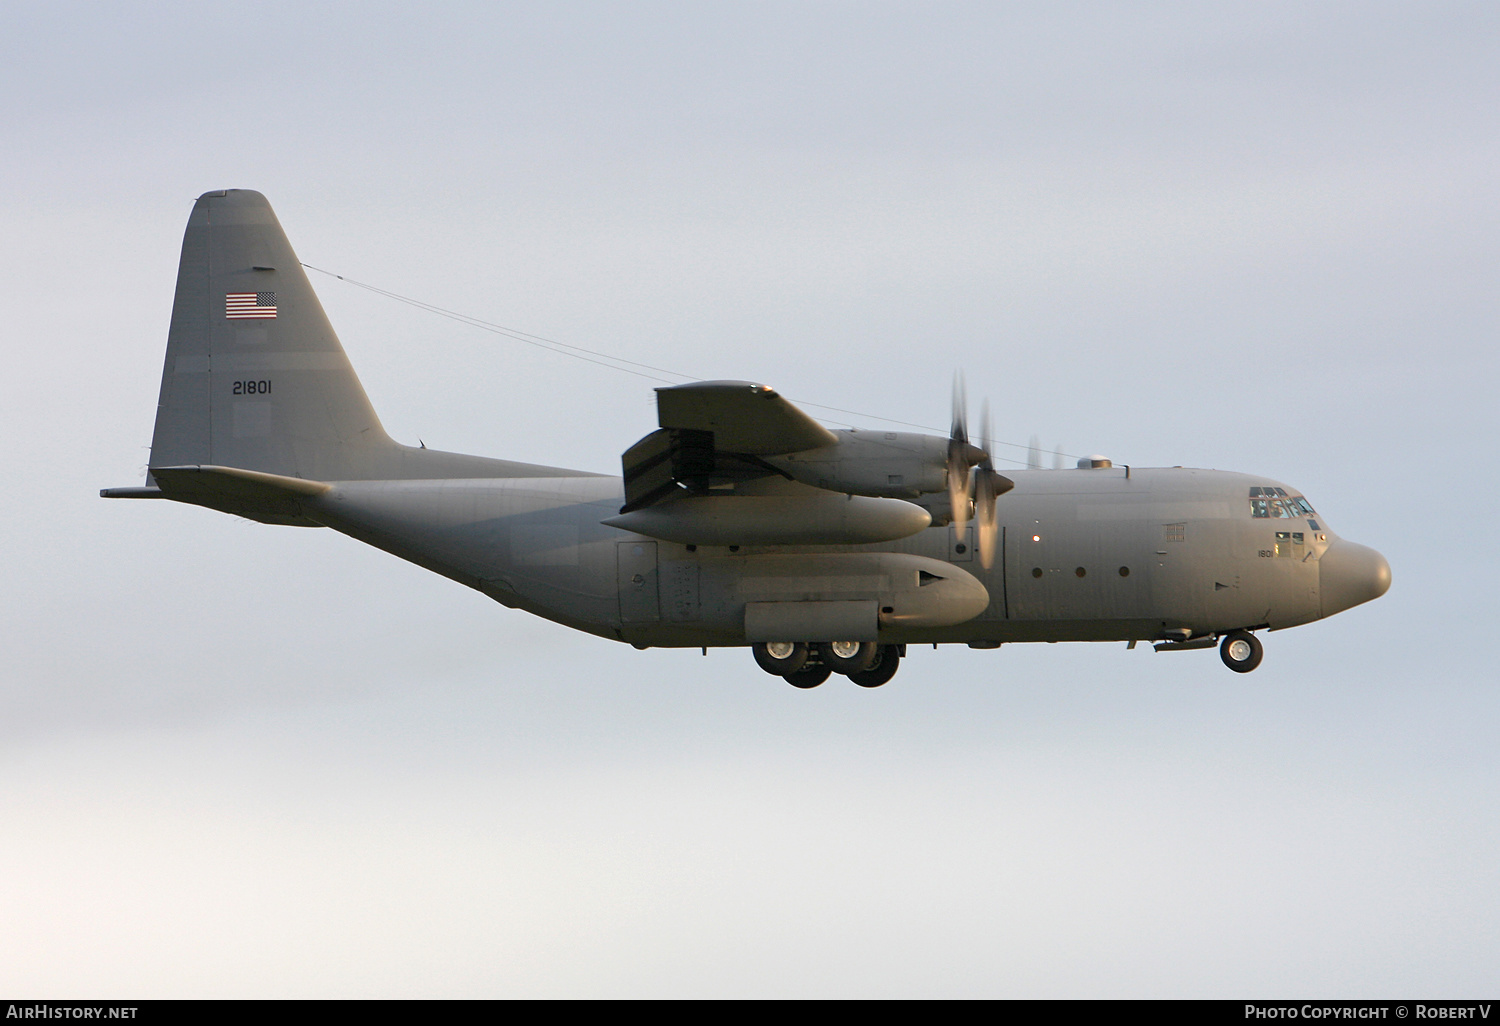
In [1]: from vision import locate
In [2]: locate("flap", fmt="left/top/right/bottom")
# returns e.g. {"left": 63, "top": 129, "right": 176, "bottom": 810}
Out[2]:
{"left": 619, "top": 428, "right": 681, "bottom": 513}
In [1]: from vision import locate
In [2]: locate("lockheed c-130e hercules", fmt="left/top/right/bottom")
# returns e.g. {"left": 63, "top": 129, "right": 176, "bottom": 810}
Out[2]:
{"left": 103, "top": 190, "right": 1391, "bottom": 688}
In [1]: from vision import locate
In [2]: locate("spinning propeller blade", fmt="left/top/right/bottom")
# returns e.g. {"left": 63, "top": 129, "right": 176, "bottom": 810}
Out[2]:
{"left": 976, "top": 400, "right": 999, "bottom": 569}
{"left": 948, "top": 377, "right": 1011, "bottom": 568}
{"left": 947, "top": 374, "right": 981, "bottom": 535}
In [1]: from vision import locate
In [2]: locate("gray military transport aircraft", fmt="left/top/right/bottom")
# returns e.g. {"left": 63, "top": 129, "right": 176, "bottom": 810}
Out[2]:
{"left": 104, "top": 190, "right": 1391, "bottom": 688}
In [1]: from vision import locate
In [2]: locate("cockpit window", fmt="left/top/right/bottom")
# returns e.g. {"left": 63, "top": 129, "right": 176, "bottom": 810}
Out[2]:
{"left": 1249, "top": 487, "right": 1315, "bottom": 518}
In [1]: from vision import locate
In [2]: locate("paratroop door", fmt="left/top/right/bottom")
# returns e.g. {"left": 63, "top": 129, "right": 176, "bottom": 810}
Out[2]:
{"left": 617, "top": 541, "right": 660, "bottom": 622}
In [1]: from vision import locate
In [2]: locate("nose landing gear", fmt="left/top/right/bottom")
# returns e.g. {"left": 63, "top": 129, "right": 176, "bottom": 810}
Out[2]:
{"left": 1219, "top": 630, "right": 1264, "bottom": 673}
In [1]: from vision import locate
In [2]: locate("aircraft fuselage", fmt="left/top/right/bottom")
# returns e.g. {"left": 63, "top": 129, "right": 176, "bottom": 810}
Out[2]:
{"left": 303, "top": 462, "right": 1384, "bottom": 649}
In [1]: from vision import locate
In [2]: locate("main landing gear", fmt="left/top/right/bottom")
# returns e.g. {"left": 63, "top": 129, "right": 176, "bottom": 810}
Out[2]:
{"left": 752, "top": 642, "right": 903, "bottom": 688}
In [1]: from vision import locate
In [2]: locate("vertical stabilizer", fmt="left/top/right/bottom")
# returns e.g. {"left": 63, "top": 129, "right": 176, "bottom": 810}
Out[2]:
{"left": 149, "top": 189, "right": 396, "bottom": 482}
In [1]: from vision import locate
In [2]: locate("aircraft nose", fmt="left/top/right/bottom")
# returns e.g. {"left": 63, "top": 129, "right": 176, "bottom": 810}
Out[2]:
{"left": 1320, "top": 540, "right": 1391, "bottom": 617}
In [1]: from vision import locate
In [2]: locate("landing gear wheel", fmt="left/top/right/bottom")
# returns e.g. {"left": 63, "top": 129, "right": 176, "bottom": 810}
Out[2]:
{"left": 784, "top": 665, "right": 832, "bottom": 689}
{"left": 753, "top": 641, "right": 809, "bottom": 676}
{"left": 1219, "top": 630, "right": 1263, "bottom": 673}
{"left": 848, "top": 644, "right": 901, "bottom": 688}
{"left": 817, "top": 641, "right": 878, "bottom": 675}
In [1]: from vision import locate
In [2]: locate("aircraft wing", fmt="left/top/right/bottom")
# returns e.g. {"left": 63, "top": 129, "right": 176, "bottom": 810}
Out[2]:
{"left": 654, "top": 381, "right": 837, "bottom": 454}
{"left": 620, "top": 381, "right": 838, "bottom": 512}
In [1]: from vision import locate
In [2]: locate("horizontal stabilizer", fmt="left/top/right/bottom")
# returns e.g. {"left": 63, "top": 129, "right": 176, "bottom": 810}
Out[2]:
{"left": 149, "top": 464, "right": 331, "bottom": 526}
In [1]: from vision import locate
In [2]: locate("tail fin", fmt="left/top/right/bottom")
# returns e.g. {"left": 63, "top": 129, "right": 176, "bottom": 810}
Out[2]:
{"left": 148, "top": 189, "right": 398, "bottom": 482}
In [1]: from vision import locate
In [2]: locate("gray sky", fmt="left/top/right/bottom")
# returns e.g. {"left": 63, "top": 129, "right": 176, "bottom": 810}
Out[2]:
{"left": 2, "top": 0, "right": 1496, "bottom": 997}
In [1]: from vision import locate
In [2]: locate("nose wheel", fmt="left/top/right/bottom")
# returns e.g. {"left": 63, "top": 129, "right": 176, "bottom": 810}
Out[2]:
{"left": 1219, "top": 630, "right": 1263, "bottom": 673}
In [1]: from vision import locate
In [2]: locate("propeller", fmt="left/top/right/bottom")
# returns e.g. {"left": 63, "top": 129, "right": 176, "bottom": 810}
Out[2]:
{"left": 947, "top": 377, "right": 1013, "bottom": 569}
{"left": 1027, "top": 434, "right": 1066, "bottom": 471}
{"left": 947, "top": 374, "right": 982, "bottom": 536}
{"left": 975, "top": 400, "right": 999, "bottom": 569}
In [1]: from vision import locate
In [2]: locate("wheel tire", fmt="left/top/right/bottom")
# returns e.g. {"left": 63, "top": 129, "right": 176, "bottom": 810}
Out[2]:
{"left": 1219, "top": 630, "right": 1263, "bottom": 673}
{"left": 753, "top": 641, "right": 809, "bottom": 676}
{"left": 817, "top": 640, "right": 878, "bottom": 675}
{"left": 784, "top": 665, "right": 832, "bottom": 689}
{"left": 847, "top": 644, "right": 901, "bottom": 688}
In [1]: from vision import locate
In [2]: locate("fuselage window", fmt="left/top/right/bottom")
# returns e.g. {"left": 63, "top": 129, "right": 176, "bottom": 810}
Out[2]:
{"left": 1274, "top": 531, "right": 1307, "bottom": 558}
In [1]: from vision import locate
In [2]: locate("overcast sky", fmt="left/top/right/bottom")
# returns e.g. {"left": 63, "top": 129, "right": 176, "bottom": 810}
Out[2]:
{"left": 2, "top": 0, "right": 1496, "bottom": 997}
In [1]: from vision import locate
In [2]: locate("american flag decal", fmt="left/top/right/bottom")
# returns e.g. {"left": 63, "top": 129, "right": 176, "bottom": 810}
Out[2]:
{"left": 226, "top": 292, "right": 277, "bottom": 319}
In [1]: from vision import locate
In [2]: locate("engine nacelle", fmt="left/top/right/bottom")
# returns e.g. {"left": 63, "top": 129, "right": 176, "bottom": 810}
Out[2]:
{"left": 767, "top": 429, "right": 949, "bottom": 499}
